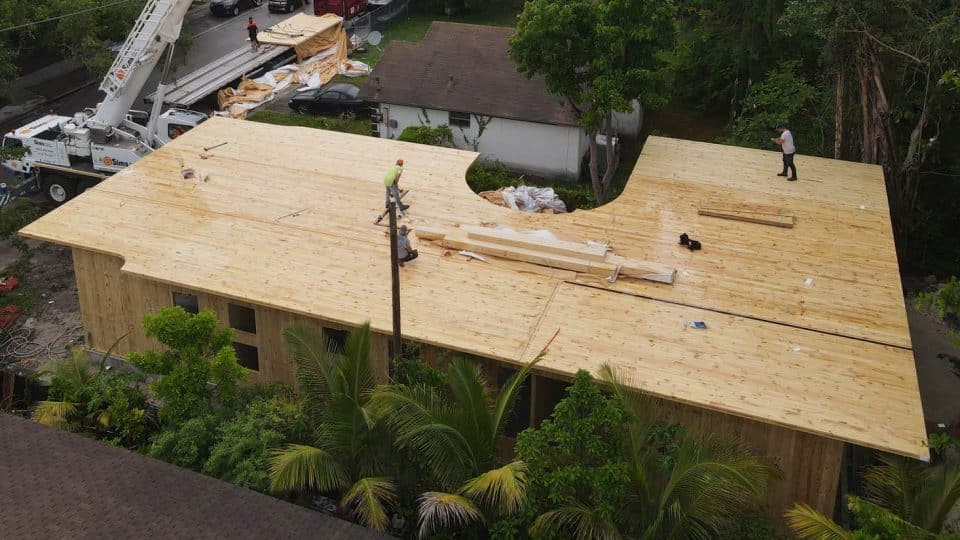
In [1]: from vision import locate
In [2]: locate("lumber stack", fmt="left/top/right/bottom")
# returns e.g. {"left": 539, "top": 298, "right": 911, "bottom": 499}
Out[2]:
{"left": 418, "top": 224, "right": 676, "bottom": 284}
{"left": 698, "top": 199, "right": 795, "bottom": 228}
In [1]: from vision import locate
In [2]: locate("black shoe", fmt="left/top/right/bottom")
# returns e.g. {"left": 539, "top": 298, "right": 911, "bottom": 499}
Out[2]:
{"left": 399, "top": 204, "right": 410, "bottom": 211}
{"left": 788, "top": 177, "right": 797, "bottom": 181}
{"left": 776, "top": 172, "right": 787, "bottom": 177}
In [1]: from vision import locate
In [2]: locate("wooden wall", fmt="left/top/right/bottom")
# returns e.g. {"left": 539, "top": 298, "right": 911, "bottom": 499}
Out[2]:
{"left": 657, "top": 399, "right": 843, "bottom": 521}
{"left": 473, "top": 356, "right": 842, "bottom": 523}
{"left": 74, "top": 246, "right": 840, "bottom": 521}
{"left": 73, "top": 248, "right": 390, "bottom": 385}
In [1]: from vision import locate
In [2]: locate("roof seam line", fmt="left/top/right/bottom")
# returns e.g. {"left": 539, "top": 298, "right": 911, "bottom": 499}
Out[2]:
{"left": 569, "top": 280, "right": 912, "bottom": 351}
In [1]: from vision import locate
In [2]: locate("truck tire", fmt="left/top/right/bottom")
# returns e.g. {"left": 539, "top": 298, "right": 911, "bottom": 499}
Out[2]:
{"left": 41, "top": 175, "right": 78, "bottom": 205}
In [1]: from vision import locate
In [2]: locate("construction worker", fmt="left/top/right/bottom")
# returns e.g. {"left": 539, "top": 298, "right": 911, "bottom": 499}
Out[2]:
{"left": 771, "top": 124, "right": 797, "bottom": 181}
{"left": 396, "top": 225, "right": 418, "bottom": 266}
{"left": 246, "top": 17, "right": 260, "bottom": 52}
{"left": 384, "top": 158, "right": 409, "bottom": 217}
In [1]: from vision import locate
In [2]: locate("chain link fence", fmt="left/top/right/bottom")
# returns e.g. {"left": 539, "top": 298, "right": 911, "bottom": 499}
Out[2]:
{"left": 345, "top": 0, "right": 410, "bottom": 46}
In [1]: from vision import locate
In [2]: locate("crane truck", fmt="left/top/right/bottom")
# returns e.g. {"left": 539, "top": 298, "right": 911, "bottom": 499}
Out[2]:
{"left": 0, "top": 0, "right": 207, "bottom": 204}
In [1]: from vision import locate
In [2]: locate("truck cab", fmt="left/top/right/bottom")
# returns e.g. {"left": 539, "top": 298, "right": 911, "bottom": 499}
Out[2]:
{"left": 315, "top": 0, "right": 365, "bottom": 19}
{"left": 155, "top": 108, "right": 208, "bottom": 144}
{"left": 2, "top": 109, "right": 206, "bottom": 205}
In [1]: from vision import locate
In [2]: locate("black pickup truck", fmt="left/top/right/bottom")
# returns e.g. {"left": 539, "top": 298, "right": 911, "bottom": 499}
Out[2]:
{"left": 268, "top": 0, "right": 307, "bottom": 12}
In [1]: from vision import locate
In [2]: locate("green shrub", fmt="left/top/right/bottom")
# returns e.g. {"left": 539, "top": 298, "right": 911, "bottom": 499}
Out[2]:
{"left": 128, "top": 308, "right": 246, "bottom": 425}
{"left": 34, "top": 348, "right": 156, "bottom": 450}
{"left": 203, "top": 395, "right": 309, "bottom": 492}
{"left": 916, "top": 277, "right": 960, "bottom": 321}
{"left": 149, "top": 413, "right": 221, "bottom": 470}
{"left": 916, "top": 277, "right": 960, "bottom": 346}
{"left": 397, "top": 124, "right": 453, "bottom": 146}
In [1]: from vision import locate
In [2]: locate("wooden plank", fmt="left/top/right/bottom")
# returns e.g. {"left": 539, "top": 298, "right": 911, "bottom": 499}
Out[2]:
{"left": 698, "top": 199, "right": 796, "bottom": 228}
{"left": 426, "top": 226, "right": 674, "bottom": 283}
{"left": 461, "top": 224, "right": 608, "bottom": 261}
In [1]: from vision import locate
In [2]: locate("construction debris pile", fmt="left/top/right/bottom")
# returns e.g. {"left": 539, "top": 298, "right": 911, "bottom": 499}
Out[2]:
{"left": 217, "top": 13, "right": 370, "bottom": 118}
{"left": 478, "top": 186, "right": 568, "bottom": 213}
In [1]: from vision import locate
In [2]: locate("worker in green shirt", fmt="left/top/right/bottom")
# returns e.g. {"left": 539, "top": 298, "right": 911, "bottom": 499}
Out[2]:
{"left": 384, "top": 158, "right": 409, "bottom": 218}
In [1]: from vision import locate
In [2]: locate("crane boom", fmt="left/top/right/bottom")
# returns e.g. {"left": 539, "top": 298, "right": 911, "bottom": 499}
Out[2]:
{"left": 91, "top": 0, "right": 195, "bottom": 127}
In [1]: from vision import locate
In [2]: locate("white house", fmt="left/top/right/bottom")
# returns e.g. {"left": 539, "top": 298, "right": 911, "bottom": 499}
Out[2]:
{"left": 359, "top": 22, "right": 641, "bottom": 181}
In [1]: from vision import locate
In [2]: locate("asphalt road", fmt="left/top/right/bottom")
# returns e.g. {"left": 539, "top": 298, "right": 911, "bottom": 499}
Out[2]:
{"left": 4, "top": 1, "right": 307, "bottom": 130}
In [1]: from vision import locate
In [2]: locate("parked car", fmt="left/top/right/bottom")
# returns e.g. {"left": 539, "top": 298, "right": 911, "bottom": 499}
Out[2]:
{"left": 288, "top": 83, "right": 369, "bottom": 116}
{"left": 269, "top": 0, "right": 304, "bottom": 12}
{"left": 210, "top": 0, "right": 262, "bottom": 17}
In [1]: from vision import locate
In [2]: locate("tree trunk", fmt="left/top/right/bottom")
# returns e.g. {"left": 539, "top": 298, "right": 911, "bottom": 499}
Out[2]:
{"left": 834, "top": 70, "right": 844, "bottom": 160}
{"left": 857, "top": 37, "right": 876, "bottom": 164}
{"left": 588, "top": 131, "right": 603, "bottom": 203}
{"left": 599, "top": 113, "right": 620, "bottom": 202}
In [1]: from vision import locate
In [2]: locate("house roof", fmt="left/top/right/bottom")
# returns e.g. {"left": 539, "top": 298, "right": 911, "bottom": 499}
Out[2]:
{"left": 0, "top": 413, "right": 385, "bottom": 539}
{"left": 20, "top": 117, "right": 927, "bottom": 460}
{"left": 357, "top": 22, "right": 579, "bottom": 126}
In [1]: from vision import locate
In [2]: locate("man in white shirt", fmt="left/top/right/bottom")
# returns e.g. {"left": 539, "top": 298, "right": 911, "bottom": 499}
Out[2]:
{"left": 771, "top": 125, "right": 797, "bottom": 181}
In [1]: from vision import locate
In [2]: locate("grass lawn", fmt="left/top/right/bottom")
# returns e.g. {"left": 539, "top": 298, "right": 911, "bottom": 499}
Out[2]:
{"left": 246, "top": 109, "right": 370, "bottom": 136}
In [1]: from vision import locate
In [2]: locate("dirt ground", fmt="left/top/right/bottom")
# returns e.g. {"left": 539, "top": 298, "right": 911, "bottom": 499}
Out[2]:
{"left": 907, "top": 298, "right": 960, "bottom": 429}
{"left": 0, "top": 238, "right": 82, "bottom": 373}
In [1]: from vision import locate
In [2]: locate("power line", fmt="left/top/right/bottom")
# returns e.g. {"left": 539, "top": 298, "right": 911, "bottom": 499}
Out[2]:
{"left": 0, "top": 0, "right": 140, "bottom": 34}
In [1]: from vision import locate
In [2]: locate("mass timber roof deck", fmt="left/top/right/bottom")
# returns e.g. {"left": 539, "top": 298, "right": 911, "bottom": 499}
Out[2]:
{"left": 20, "top": 117, "right": 927, "bottom": 459}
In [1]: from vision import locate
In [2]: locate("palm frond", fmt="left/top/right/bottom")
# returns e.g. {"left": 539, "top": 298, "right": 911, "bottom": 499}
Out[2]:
{"left": 491, "top": 353, "right": 542, "bottom": 440}
{"left": 655, "top": 435, "right": 777, "bottom": 536}
{"left": 284, "top": 324, "right": 337, "bottom": 413}
{"left": 597, "top": 361, "right": 660, "bottom": 499}
{"left": 318, "top": 396, "right": 382, "bottom": 477}
{"left": 94, "top": 410, "right": 112, "bottom": 429}
{"left": 32, "top": 401, "right": 78, "bottom": 428}
{"left": 785, "top": 503, "right": 852, "bottom": 540}
{"left": 909, "top": 464, "right": 960, "bottom": 532}
{"left": 530, "top": 503, "right": 623, "bottom": 540}
{"left": 268, "top": 444, "right": 349, "bottom": 494}
{"left": 369, "top": 384, "right": 476, "bottom": 487}
{"left": 863, "top": 453, "right": 928, "bottom": 521}
{"left": 417, "top": 491, "right": 484, "bottom": 539}
{"left": 340, "top": 322, "right": 376, "bottom": 403}
{"left": 458, "top": 460, "right": 527, "bottom": 516}
{"left": 339, "top": 476, "right": 397, "bottom": 532}
{"left": 446, "top": 359, "right": 495, "bottom": 457}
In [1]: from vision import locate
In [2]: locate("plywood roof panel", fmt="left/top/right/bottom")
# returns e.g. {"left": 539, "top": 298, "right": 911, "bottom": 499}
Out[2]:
{"left": 20, "top": 118, "right": 925, "bottom": 459}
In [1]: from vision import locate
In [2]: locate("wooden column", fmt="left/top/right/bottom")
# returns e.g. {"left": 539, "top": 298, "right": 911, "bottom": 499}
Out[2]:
{"left": 369, "top": 332, "right": 391, "bottom": 384}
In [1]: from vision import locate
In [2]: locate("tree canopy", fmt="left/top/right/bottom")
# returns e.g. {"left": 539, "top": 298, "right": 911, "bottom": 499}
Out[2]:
{"left": 0, "top": 0, "right": 148, "bottom": 96}
{"left": 509, "top": 0, "right": 678, "bottom": 203}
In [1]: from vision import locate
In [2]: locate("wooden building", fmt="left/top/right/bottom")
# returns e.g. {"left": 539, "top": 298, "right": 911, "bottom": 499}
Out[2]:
{"left": 20, "top": 117, "right": 927, "bottom": 520}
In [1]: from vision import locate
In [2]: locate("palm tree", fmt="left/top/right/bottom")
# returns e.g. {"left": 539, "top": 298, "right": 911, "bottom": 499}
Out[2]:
{"left": 32, "top": 347, "right": 99, "bottom": 429}
{"left": 268, "top": 322, "right": 397, "bottom": 532}
{"left": 368, "top": 355, "right": 542, "bottom": 538}
{"left": 786, "top": 453, "right": 960, "bottom": 539}
{"left": 32, "top": 337, "right": 152, "bottom": 447}
{"left": 529, "top": 363, "right": 777, "bottom": 539}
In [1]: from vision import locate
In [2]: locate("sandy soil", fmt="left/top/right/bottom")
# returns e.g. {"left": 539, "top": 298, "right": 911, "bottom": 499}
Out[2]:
{"left": 0, "top": 239, "right": 82, "bottom": 372}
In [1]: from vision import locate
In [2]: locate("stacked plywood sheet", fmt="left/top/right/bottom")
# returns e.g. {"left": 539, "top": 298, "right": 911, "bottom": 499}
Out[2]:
{"left": 418, "top": 224, "right": 676, "bottom": 284}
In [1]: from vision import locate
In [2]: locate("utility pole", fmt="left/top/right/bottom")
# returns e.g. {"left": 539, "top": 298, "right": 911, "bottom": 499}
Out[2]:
{"left": 387, "top": 200, "right": 402, "bottom": 358}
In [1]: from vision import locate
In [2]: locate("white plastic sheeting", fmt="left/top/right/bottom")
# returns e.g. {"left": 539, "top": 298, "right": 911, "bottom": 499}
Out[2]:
{"left": 500, "top": 186, "right": 568, "bottom": 213}
{"left": 339, "top": 59, "right": 371, "bottom": 77}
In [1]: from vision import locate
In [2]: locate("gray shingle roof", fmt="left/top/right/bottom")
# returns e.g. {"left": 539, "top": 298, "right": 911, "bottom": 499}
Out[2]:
{"left": 358, "top": 22, "right": 579, "bottom": 126}
{"left": 0, "top": 413, "right": 387, "bottom": 540}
